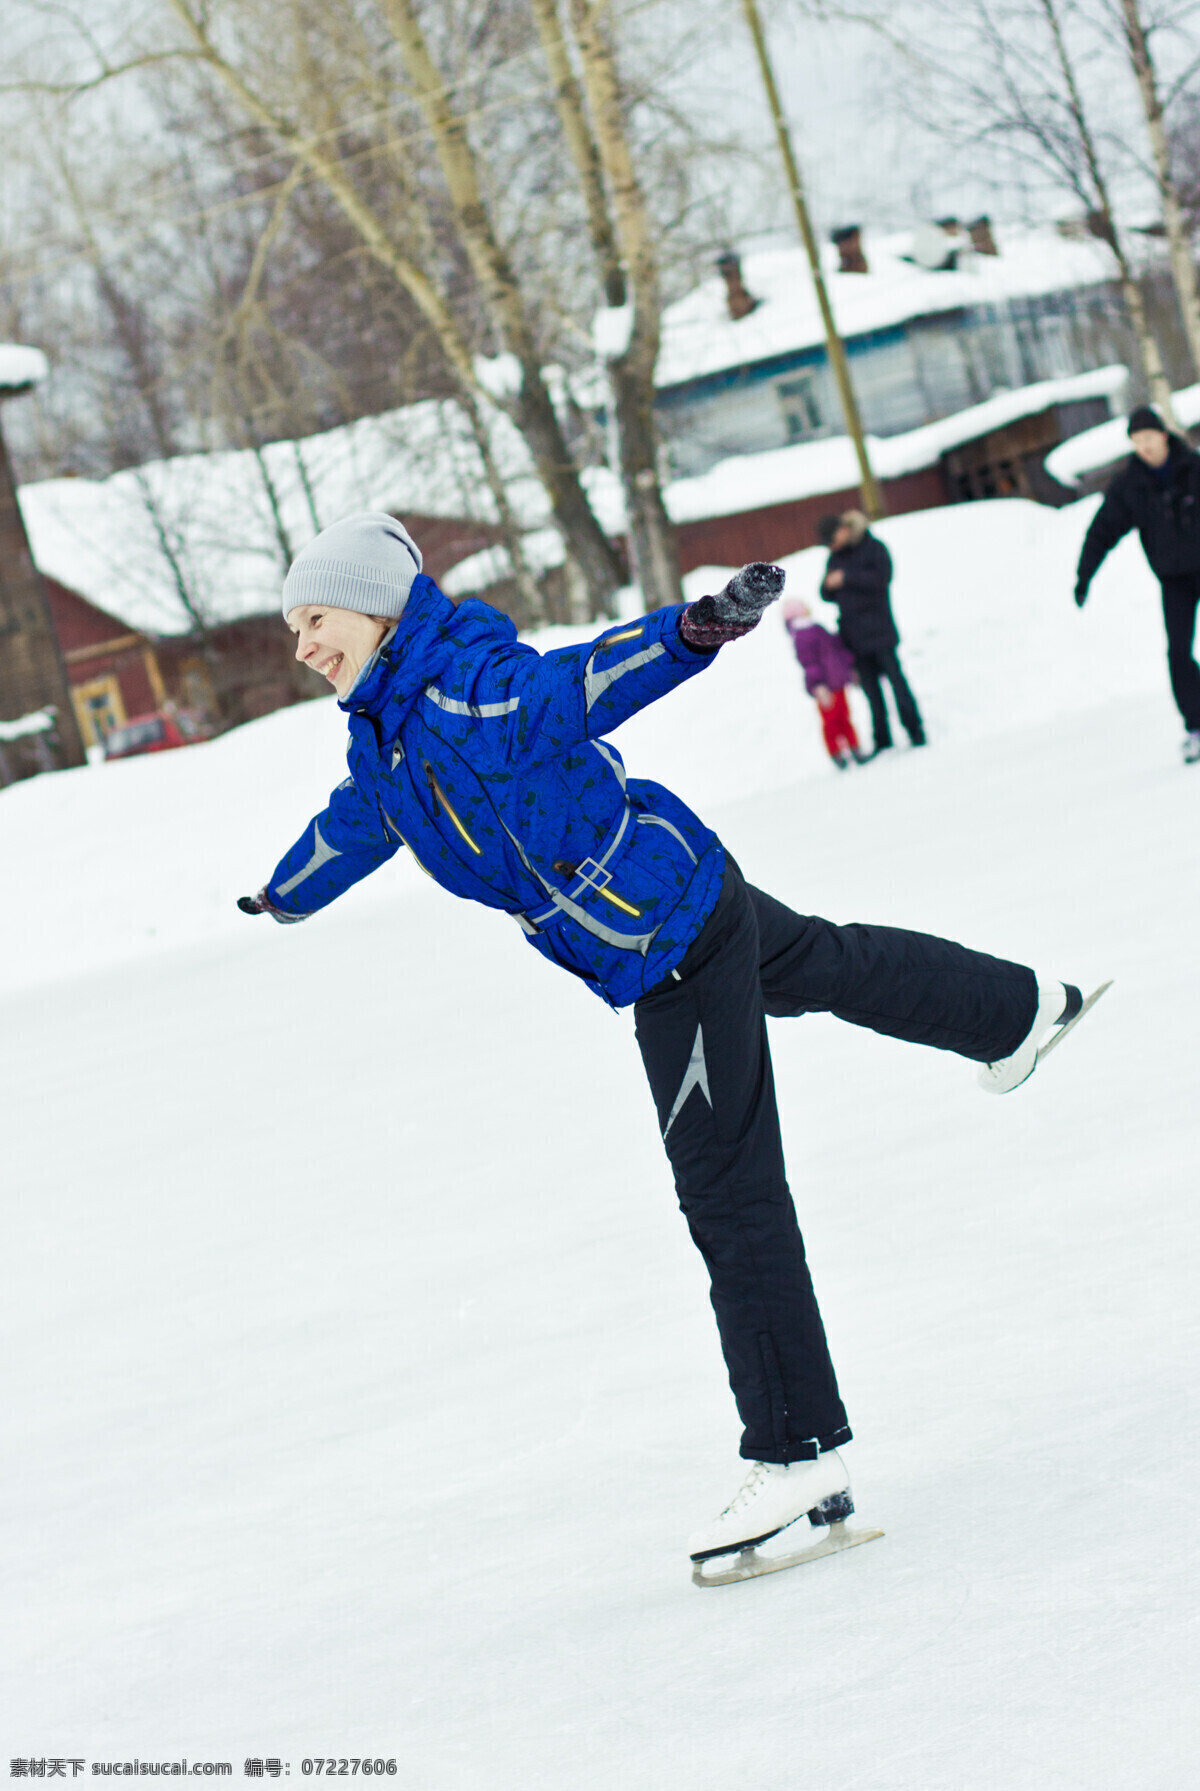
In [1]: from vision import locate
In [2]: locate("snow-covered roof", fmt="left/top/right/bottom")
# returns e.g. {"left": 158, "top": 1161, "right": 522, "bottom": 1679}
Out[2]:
{"left": 18, "top": 397, "right": 544, "bottom": 636}
{"left": 0, "top": 345, "right": 49, "bottom": 392}
{"left": 0, "top": 706, "right": 55, "bottom": 742}
{"left": 666, "top": 366, "right": 1128, "bottom": 523}
{"left": 442, "top": 367, "right": 1127, "bottom": 593}
{"left": 1044, "top": 381, "right": 1200, "bottom": 485}
{"left": 651, "top": 224, "right": 1117, "bottom": 393}
{"left": 440, "top": 526, "right": 567, "bottom": 598}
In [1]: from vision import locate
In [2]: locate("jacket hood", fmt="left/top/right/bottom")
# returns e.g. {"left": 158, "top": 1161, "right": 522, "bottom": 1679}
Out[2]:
{"left": 338, "top": 576, "right": 518, "bottom": 733}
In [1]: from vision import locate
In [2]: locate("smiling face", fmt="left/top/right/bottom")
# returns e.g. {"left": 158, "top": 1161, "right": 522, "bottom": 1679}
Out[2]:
{"left": 287, "top": 604, "right": 391, "bottom": 698}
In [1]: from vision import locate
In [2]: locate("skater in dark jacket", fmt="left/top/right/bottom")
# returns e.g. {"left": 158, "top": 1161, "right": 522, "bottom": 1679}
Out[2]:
{"left": 238, "top": 512, "right": 1089, "bottom": 1578}
{"left": 1075, "top": 405, "right": 1200, "bottom": 763}
{"left": 818, "top": 510, "right": 925, "bottom": 754}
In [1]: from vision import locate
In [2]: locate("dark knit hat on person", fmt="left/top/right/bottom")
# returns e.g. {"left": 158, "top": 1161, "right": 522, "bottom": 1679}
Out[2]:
{"left": 1128, "top": 405, "right": 1168, "bottom": 436}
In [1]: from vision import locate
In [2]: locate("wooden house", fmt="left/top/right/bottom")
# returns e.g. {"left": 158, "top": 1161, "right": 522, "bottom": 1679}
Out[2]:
{"left": 654, "top": 222, "right": 1130, "bottom": 480}
{"left": 16, "top": 402, "right": 514, "bottom": 761}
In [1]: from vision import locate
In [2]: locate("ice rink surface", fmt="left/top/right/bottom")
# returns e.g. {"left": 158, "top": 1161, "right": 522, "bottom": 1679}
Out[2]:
{"left": 3, "top": 500, "right": 1196, "bottom": 1786}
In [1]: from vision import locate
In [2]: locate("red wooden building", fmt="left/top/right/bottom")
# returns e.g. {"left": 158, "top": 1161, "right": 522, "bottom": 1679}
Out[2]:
{"left": 672, "top": 466, "right": 950, "bottom": 574}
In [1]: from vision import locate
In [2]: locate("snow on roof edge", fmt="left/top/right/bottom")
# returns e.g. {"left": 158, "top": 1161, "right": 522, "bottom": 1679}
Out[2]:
{"left": 0, "top": 706, "right": 56, "bottom": 741}
{"left": 0, "top": 345, "right": 49, "bottom": 392}
{"left": 1044, "top": 382, "right": 1200, "bottom": 485}
{"left": 16, "top": 397, "right": 545, "bottom": 637}
{"left": 439, "top": 368, "right": 1127, "bottom": 596}
{"left": 664, "top": 367, "right": 1128, "bottom": 526}
{"left": 653, "top": 223, "right": 1118, "bottom": 395}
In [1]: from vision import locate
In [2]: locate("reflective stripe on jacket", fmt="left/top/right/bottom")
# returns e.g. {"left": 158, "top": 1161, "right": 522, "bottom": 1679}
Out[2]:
{"left": 265, "top": 576, "right": 726, "bottom": 1007}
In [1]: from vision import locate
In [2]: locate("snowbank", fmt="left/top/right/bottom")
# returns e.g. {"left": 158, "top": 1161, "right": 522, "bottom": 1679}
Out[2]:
{"left": 17, "top": 398, "right": 544, "bottom": 636}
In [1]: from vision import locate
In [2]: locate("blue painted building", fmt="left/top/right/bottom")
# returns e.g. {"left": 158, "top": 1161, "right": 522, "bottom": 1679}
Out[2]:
{"left": 655, "top": 222, "right": 1129, "bottom": 477}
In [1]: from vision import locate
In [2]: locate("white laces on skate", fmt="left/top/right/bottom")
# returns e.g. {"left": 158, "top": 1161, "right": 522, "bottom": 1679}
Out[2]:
{"left": 720, "top": 1460, "right": 774, "bottom": 1517}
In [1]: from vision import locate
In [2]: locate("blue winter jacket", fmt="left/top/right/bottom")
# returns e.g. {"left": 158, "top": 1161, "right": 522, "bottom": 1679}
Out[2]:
{"left": 265, "top": 575, "right": 726, "bottom": 1007}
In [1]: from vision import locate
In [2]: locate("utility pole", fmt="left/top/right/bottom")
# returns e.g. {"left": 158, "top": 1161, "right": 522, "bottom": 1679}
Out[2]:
{"left": 740, "top": 0, "right": 883, "bottom": 518}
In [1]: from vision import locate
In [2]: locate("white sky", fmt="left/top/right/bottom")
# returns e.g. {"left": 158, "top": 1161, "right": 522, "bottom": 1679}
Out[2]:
{"left": 2, "top": 0, "right": 1184, "bottom": 265}
{"left": 642, "top": 0, "right": 1185, "bottom": 249}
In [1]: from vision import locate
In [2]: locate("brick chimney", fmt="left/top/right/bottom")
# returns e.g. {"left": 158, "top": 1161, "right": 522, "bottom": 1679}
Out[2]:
{"left": 967, "top": 215, "right": 999, "bottom": 256}
{"left": 831, "top": 225, "right": 868, "bottom": 274}
{"left": 715, "top": 251, "right": 758, "bottom": 320}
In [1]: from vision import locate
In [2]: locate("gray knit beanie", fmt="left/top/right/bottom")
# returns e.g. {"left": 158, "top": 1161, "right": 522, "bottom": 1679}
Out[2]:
{"left": 281, "top": 512, "right": 423, "bottom": 621}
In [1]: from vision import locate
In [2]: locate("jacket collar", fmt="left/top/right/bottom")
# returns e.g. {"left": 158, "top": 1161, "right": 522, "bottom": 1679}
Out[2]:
{"left": 338, "top": 574, "right": 456, "bottom": 723}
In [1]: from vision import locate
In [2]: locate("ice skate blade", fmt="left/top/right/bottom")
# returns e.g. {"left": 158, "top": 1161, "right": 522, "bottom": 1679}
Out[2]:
{"left": 1035, "top": 980, "right": 1113, "bottom": 1066}
{"left": 691, "top": 1520, "right": 884, "bottom": 1587}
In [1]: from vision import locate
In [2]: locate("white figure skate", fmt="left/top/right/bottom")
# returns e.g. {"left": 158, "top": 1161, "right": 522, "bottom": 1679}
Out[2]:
{"left": 689, "top": 1452, "right": 883, "bottom": 1587}
{"left": 977, "top": 977, "right": 1112, "bottom": 1095}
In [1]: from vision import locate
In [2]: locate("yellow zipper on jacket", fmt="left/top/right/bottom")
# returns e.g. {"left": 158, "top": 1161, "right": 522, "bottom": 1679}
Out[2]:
{"left": 383, "top": 812, "right": 434, "bottom": 879}
{"left": 596, "top": 625, "right": 644, "bottom": 651}
{"left": 424, "top": 762, "right": 483, "bottom": 856}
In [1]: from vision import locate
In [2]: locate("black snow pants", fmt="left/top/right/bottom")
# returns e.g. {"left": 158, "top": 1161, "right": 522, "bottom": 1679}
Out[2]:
{"left": 853, "top": 647, "right": 924, "bottom": 749}
{"left": 1160, "top": 574, "right": 1200, "bottom": 731}
{"left": 633, "top": 859, "right": 1037, "bottom": 1465}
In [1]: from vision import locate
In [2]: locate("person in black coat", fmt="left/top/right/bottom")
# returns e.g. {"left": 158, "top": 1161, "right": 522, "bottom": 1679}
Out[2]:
{"left": 1075, "top": 405, "right": 1200, "bottom": 762}
{"left": 817, "top": 510, "right": 925, "bottom": 754}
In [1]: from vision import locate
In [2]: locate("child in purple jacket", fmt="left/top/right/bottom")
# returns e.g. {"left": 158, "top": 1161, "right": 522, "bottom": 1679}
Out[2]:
{"left": 782, "top": 597, "right": 868, "bottom": 768}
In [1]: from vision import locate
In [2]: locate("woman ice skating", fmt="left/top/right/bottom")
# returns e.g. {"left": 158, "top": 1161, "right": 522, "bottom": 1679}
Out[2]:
{"left": 239, "top": 513, "right": 1097, "bottom": 1582}
{"left": 781, "top": 595, "right": 868, "bottom": 769}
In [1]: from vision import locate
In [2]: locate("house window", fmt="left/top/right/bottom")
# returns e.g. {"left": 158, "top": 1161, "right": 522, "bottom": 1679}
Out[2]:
{"left": 777, "top": 374, "right": 822, "bottom": 440}
{"left": 71, "top": 675, "right": 126, "bottom": 749}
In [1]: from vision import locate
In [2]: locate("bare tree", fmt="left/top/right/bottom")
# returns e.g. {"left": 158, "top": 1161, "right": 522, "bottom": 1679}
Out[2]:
{"left": 1115, "top": 0, "right": 1200, "bottom": 378}
{"left": 371, "top": 0, "right": 625, "bottom": 614}
{"left": 880, "top": 0, "right": 1178, "bottom": 417}
{"left": 1, "top": 0, "right": 748, "bottom": 626}
{"left": 162, "top": 0, "right": 559, "bottom": 619}
{"left": 529, "top": 0, "right": 682, "bottom": 609}
{"left": 1038, "top": 0, "right": 1178, "bottom": 415}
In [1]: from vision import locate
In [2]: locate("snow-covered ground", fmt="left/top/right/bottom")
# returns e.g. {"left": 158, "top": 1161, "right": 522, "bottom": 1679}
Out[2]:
{"left": 3, "top": 499, "right": 1197, "bottom": 1785}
